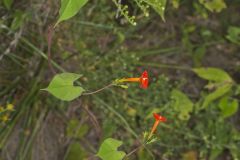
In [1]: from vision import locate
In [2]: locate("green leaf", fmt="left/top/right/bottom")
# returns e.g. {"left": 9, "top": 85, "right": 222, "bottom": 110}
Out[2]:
{"left": 42, "top": 73, "right": 84, "bottom": 101}
{"left": 65, "top": 142, "right": 87, "bottom": 160}
{"left": 171, "top": 89, "right": 193, "bottom": 120}
{"left": 3, "top": 0, "right": 13, "bottom": 10}
{"left": 11, "top": 10, "right": 27, "bottom": 31}
{"left": 96, "top": 138, "right": 126, "bottom": 160}
{"left": 199, "top": 0, "right": 226, "bottom": 12}
{"left": 67, "top": 119, "right": 89, "bottom": 138}
{"left": 193, "top": 46, "right": 206, "bottom": 67}
{"left": 219, "top": 97, "right": 238, "bottom": 118}
{"left": 119, "top": 85, "right": 129, "bottom": 89}
{"left": 226, "top": 26, "right": 240, "bottom": 45}
{"left": 202, "top": 84, "right": 232, "bottom": 108}
{"left": 55, "top": 0, "right": 88, "bottom": 27}
{"left": 193, "top": 67, "right": 232, "bottom": 82}
{"left": 144, "top": 0, "right": 167, "bottom": 21}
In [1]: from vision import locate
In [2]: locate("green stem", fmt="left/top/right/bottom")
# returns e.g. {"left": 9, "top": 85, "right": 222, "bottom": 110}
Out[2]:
{"left": 124, "top": 143, "right": 145, "bottom": 159}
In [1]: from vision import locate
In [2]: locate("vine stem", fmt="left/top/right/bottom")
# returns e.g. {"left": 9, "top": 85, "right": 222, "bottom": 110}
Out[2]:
{"left": 82, "top": 83, "right": 114, "bottom": 95}
{"left": 124, "top": 143, "right": 146, "bottom": 159}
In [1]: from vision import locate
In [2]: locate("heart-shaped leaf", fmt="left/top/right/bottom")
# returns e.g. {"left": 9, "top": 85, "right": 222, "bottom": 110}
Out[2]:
{"left": 42, "top": 73, "right": 84, "bottom": 101}
{"left": 171, "top": 89, "right": 193, "bottom": 120}
{"left": 219, "top": 97, "right": 238, "bottom": 118}
{"left": 55, "top": 0, "right": 88, "bottom": 27}
{"left": 97, "top": 138, "right": 126, "bottom": 160}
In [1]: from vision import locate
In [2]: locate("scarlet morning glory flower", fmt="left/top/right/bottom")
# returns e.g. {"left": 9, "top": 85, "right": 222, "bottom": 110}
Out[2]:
{"left": 118, "top": 70, "right": 149, "bottom": 89}
{"left": 148, "top": 113, "right": 166, "bottom": 139}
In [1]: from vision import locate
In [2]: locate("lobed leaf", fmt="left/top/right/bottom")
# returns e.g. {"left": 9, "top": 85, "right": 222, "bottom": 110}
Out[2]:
{"left": 96, "top": 138, "right": 126, "bottom": 160}
{"left": 171, "top": 89, "right": 193, "bottom": 120}
{"left": 42, "top": 73, "right": 84, "bottom": 101}
{"left": 219, "top": 97, "right": 238, "bottom": 118}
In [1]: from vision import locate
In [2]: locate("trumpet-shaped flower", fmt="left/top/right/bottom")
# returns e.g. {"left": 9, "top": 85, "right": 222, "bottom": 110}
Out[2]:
{"left": 148, "top": 113, "right": 166, "bottom": 139}
{"left": 118, "top": 70, "right": 149, "bottom": 89}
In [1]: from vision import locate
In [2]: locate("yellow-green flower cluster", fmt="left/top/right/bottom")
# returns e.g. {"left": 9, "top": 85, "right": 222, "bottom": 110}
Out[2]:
{"left": 113, "top": 0, "right": 137, "bottom": 26}
{"left": 0, "top": 103, "right": 15, "bottom": 123}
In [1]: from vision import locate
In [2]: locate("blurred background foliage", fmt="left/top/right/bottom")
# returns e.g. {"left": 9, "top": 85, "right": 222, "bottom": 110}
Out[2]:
{"left": 0, "top": 0, "right": 240, "bottom": 159}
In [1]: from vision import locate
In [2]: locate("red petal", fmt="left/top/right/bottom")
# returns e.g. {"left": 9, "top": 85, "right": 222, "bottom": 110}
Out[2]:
{"left": 153, "top": 113, "right": 167, "bottom": 122}
{"left": 140, "top": 70, "right": 149, "bottom": 89}
{"left": 141, "top": 70, "right": 148, "bottom": 78}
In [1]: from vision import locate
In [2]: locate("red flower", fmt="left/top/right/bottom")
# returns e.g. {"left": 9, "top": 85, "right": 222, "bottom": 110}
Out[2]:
{"left": 148, "top": 113, "right": 166, "bottom": 139}
{"left": 153, "top": 113, "right": 167, "bottom": 122}
{"left": 139, "top": 70, "right": 149, "bottom": 89}
{"left": 118, "top": 70, "right": 149, "bottom": 89}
